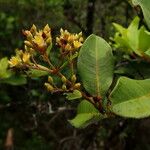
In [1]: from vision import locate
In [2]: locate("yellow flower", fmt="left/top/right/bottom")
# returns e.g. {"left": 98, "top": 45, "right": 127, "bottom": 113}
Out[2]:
{"left": 23, "top": 24, "right": 52, "bottom": 54}
{"left": 33, "top": 35, "right": 45, "bottom": 47}
{"left": 68, "top": 35, "right": 75, "bottom": 42}
{"left": 9, "top": 56, "right": 22, "bottom": 67}
{"left": 22, "top": 52, "right": 30, "bottom": 63}
{"left": 32, "top": 35, "right": 47, "bottom": 53}
{"left": 56, "top": 29, "right": 84, "bottom": 52}
{"left": 73, "top": 41, "right": 82, "bottom": 49}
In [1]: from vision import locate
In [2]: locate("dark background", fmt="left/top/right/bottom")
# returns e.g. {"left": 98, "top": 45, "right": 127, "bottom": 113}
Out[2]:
{"left": 0, "top": 0, "right": 150, "bottom": 150}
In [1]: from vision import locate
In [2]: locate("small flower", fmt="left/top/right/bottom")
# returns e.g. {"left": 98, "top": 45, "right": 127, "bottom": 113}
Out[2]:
{"left": 9, "top": 56, "right": 22, "bottom": 67}
{"left": 73, "top": 41, "right": 82, "bottom": 49}
{"left": 22, "top": 52, "right": 31, "bottom": 63}
{"left": 32, "top": 35, "right": 47, "bottom": 53}
{"left": 9, "top": 49, "right": 31, "bottom": 68}
{"left": 23, "top": 24, "right": 52, "bottom": 54}
{"left": 56, "top": 29, "right": 84, "bottom": 53}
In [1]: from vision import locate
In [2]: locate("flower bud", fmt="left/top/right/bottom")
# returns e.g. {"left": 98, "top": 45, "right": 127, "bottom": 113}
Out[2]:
{"left": 48, "top": 76, "right": 53, "bottom": 84}
{"left": 46, "top": 37, "right": 52, "bottom": 45}
{"left": 61, "top": 76, "right": 67, "bottom": 83}
{"left": 74, "top": 83, "right": 81, "bottom": 89}
{"left": 44, "top": 83, "right": 54, "bottom": 92}
{"left": 71, "top": 75, "right": 76, "bottom": 83}
{"left": 24, "top": 41, "right": 33, "bottom": 48}
{"left": 62, "top": 84, "right": 67, "bottom": 90}
{"left": 30, "top": 24, "right": 37, "bottom": 34}
{"left": 23, "top": 30, "right": 33, "bottom": 40}
{"left": 44, "top": 24, "right": 51, "bottom": 33}
{"left": 78, "top": 32, "right": 82, "bottom": 37}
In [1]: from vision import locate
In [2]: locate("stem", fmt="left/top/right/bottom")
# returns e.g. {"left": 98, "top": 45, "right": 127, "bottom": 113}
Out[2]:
{"left": 31, "top": 56, "right": 38, "bottom": 67}
{"left": 25, "top": 64, "right": 53, "bottom": 74}
{"left": 69, "top": 52, "right": 74, "bottom": 75}
{"left": 81, "top": 92, "right": 95, "bottom": 105}
{"left": 43, "top": 53, "right": 55, "bottom": 69}
{"left": 42, "top": 53, "right": 72, "bottom": 85}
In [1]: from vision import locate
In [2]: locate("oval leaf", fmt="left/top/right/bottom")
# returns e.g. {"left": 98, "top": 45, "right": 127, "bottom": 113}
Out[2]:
{"left": 110, "top": 77, "right": 150, "bottom": 118}
{"left": 69, "top": 100, "right": 104, "bottom": 128}
{"left": 77, "top": 34, "right": 114, "bottom": 97}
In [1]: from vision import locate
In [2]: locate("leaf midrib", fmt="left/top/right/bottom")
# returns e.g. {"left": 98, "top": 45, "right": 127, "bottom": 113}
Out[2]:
{"left": 95, "top": 38, "right": 100, "bottom": 96}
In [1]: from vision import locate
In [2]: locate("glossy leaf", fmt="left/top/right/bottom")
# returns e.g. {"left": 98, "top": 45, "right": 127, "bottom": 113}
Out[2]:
{"left": 69, "top": 100, "right": 104, "bottom": 128}
{"left": 113, "top": 16, "right": 150, "bottom": 56}
{"left": 77, "top": 34, "right": 114, "bottom": 97}
{"left": 110, "top": 77, "right": 150, "bottom": 118}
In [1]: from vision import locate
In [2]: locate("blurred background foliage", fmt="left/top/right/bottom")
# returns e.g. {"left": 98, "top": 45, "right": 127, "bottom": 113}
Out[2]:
{"left": 0, "top": 0, "right": 150, "bottom": 150}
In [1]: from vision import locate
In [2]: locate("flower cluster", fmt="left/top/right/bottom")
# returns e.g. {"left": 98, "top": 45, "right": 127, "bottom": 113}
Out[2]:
{"left": 9, "top": 49, "right": 31, "bottom": 67}
{"left": 23, "top": 24, "right": 52, "bottom": 54}
{"left": 56, "top": 29, "right": 83, "bottom": 53}
{"left": 8, "top": 25, "right": 83, "bottom": 94}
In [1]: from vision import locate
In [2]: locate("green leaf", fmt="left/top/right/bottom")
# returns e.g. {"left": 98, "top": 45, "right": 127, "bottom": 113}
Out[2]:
{"left": 113, "top": 23, "right": 126, "bottom": 35}
{"left": 113, "top": 23, "right": 133, "bottom": 53}
{"left": 27, "top": 69, "right": 48, "bottom": 78}
{"left": 127, "top": 17, "right": 139, "bottom": 52}
{"left": 138, "top": 27, "right": 150, "bottom": 52}
{"left": 113, "top": 16, "right": 150, "bottom": 56}
{"left": 69, "top": 100, "right": 104, "bottom": 128}
{"left": 132, "top": 0, "right": 150, "bottom": 29}
{"left": 77, "top": 34, "right": 114, "bottom": 97}
{"left": 0, "top": 75, "right": 27, "bottom": 85}
{"left": 65, "top": 90, "right": 82, "bottom": 100}
{"left": 145, "top": 48, "right": 150, "bottom": 56}
{"left": 110, "top": 77, "right": 150, "bottom": 118}
{"left": 0, "top": 57, "right": 11, "bottom": 79}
